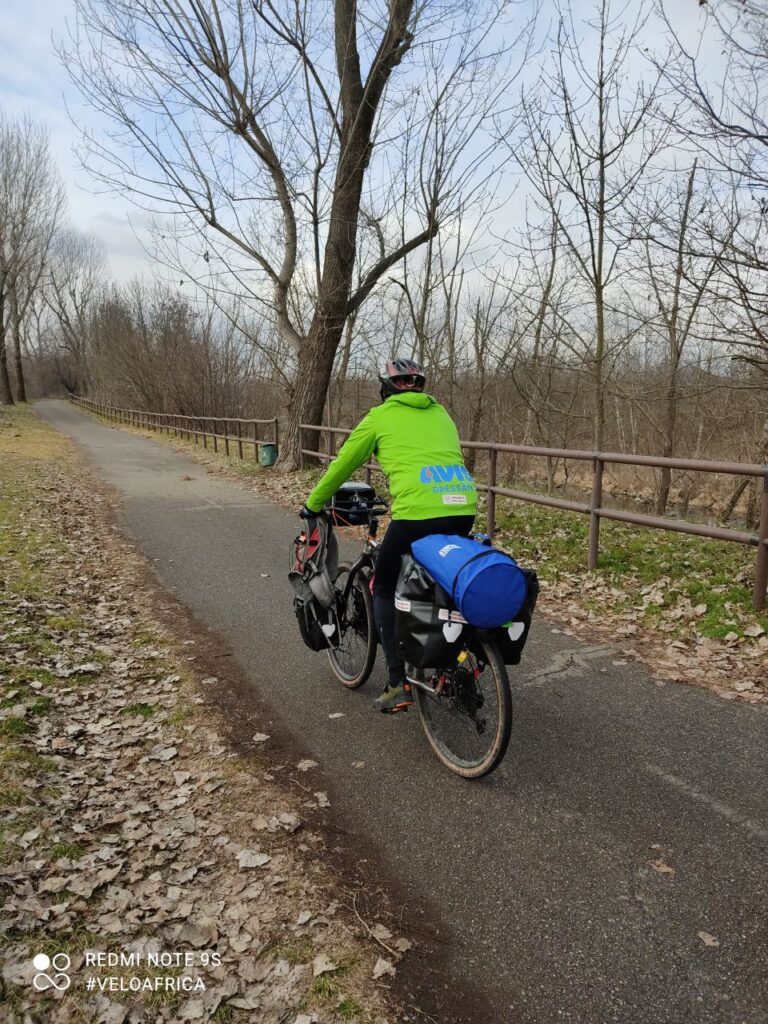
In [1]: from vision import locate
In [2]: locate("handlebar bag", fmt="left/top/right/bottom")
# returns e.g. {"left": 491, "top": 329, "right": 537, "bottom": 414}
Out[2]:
{"left": 411, "top": 534, "right": 528, "bottom": 629}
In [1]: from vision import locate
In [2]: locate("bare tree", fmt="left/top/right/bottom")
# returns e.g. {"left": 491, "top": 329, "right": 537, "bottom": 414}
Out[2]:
{"left": 662, "top": 4, "right": 768, "bottom": 379}
{"left": 61, "top": 0, "right": 534, "bottom": 465}
{"left": 45, "top": 229, "right": 107, "bottom": 394}
{"left": 633, "top": 161, "right": 731, "bottom": 512}
{"left": 511, "top": 0, "right": 667, "bottom": 448}
{"left": 0, "top": 115, "right": 66, "bottom": 403}
{"left": 661, "top": 0, "right": 768, "bottom": 189}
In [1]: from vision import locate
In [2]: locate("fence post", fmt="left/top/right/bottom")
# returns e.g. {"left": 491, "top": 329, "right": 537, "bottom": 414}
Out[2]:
{"left": 588, "top": 454, "right": 604, "bottom": 570}
{"left": 237, "top": 420, "right": 243, "bottom": 459}
{"left": 486, "top": 445, "right": 497, "bottom": 538}
{"left": 299, "top": 426, "right": 305, "bottom": 470}
{"left": 753, "top": 469, "right": 768, "bottom": 611}
{"left": 212, "top": 420, "right": 218, "bottom": 453}
{"left": 273, "top": 417, "right": 279, "bottom": 449}
{"left": 223, "top": 420, "right": 230, "bottom": 457}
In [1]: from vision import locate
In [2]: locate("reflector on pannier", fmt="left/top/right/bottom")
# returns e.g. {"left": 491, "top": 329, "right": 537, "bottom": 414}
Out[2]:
{"left": 489, "top": 569, "right": 539, "bottom": 665}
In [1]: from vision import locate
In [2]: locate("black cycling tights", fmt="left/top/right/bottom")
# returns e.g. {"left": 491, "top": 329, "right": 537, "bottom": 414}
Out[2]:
{"left": 372, "top": 515, "right": 475, "bottom": 686}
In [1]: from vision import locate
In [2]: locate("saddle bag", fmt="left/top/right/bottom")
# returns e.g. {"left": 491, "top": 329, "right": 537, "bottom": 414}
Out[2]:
{"left": 411, "top": 534, "right": 528, "bottom": 629}
{"left": 394, "top": 556, "right": 467, "bottom": 669}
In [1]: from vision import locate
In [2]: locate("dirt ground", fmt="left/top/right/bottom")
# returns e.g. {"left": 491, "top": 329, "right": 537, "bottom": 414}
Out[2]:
{"left": 0, "top": 407, "right": 424, "bottom": 1024}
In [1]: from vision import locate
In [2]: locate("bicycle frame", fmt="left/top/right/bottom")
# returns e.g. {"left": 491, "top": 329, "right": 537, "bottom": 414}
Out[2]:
{"left": 331, "top": 504, "right": 386, "bottom": 606}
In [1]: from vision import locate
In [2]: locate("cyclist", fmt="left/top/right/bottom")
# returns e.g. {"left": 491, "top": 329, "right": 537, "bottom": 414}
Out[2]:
{"left": 301, "top": 357, "right": 477, "bottom": 712}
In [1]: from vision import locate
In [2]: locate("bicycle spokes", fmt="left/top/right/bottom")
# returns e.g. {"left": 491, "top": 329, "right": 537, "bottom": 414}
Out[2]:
{"left": 411, "top": 640, "right": 511, "bottom": 777}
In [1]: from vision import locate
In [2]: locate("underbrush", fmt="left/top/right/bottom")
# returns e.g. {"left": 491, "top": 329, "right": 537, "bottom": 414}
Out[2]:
{"left": 496, "top": 502, "right": 768, "bottom": 643}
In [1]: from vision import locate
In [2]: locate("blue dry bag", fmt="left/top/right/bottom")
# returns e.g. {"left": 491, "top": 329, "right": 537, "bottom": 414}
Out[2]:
{"left": 410, "top": 534, "right": 528, "bottom": 629}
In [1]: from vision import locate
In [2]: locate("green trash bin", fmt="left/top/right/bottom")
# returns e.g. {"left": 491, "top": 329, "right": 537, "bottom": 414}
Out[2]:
{"left": 259, "top": 443, "right": 278, "bottom": 467}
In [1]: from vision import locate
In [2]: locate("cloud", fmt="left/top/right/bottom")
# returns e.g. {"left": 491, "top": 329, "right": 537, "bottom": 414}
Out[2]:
{"left": 0, "top": 0, "right": 155, "bottom": 281}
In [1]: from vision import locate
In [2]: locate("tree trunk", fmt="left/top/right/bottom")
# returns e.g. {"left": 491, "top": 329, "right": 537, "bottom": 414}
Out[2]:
{"left": 332, "top": 311, "right": 357, "bottom": 426}
{"left": 463, "top": 373, "right": 486, "bottom": 474}
{"left": 276, "top": 135, "right": 370, "bottom": 467}
{"left": 656, "top": 374, "right": 678, "bottom": 515}
{"left": 546, "top": 456, "right": 556, "bottom": 495}
{"left": 278, "top": 322, "right": 345, "bottom": 469}
{"left": 720, "top": 478, "right": 750, "bottom": 525}
{"left": 0, "top": 291, "right": 14, "bottom": 406}
{"left": 593, "top": 284, "right": 605, "bottom": 450}
{"left": 10, "top": 286, "right": 26, "bottom": 403}
{"left": 745, "top": 480, "right": 758, "bottom": 531}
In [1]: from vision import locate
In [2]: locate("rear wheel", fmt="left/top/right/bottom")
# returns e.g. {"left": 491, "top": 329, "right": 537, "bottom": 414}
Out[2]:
{"left": 327, "top": 562, "right": 377, "bottom": 688}
{"left": 412, "top": 639, "right": 511, "bottom": 778}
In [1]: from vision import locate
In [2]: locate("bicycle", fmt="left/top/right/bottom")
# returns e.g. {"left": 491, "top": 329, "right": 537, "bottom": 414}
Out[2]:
{"left": 322, "top": 495, "right": 513, "bottom": 779}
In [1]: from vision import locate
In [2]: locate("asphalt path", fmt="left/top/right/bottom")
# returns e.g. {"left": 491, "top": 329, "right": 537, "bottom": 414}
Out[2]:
{"left": 37, "top": 400, "right": 768, "bottom": 1024}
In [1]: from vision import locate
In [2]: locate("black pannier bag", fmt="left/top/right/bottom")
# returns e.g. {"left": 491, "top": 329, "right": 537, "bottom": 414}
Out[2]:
{"left": 294, "top": 597, "right": 339, "bottom": 652}
{"left": 486, "top": 569, "right": 539, "bottom": 665}
{"left": 394, "top": 555, "right": 467, "bottom": 669}
{"left": 289, "top": 517, "right": 340, "bottom": 652}
{"left": 330, "top": 481, "right": 376, "bottom": 526}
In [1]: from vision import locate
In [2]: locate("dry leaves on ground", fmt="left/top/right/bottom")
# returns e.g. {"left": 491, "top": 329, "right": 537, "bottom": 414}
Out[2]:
{"left": 0, "top": 418, "right": 411, "bottom": 1024}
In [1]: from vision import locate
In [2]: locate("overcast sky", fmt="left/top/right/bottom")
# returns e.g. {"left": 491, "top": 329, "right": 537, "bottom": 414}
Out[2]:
{"left": 0, "top": 0, "right": 714, "bottom": 284}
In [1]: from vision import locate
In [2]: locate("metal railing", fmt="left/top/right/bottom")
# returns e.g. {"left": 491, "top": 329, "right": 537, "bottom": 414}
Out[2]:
{"left": 299, "top": 423, "right": 768, "bottom": 611}
{"left": 71, "top": 397, "right": 279, "bottom": 459}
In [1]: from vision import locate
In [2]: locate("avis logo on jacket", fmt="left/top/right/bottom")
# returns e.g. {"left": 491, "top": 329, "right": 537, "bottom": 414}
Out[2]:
{"left": 419, "top": 464, "right": 474, "bottom": 484}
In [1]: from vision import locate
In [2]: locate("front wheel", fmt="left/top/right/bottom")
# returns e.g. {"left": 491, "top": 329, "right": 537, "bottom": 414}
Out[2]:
{"left": 412, "top": 639, "right": 512, "bottom": 778}
{"left": 327, "top": 562, "right": 377, "bottom": 688}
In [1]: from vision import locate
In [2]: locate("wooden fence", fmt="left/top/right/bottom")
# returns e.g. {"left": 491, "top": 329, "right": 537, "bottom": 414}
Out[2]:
{"left": 66, "top": 398, "right": 767, "bottom": 610}
{"left": 299, "top": 423, "right": 768, "bottom": 612}
{"left": 71, "top": 397, "right": 278, "bottom": 460}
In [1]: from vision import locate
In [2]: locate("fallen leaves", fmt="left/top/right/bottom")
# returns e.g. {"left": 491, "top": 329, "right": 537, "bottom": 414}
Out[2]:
{"left": 312, "top": 954, "right": 337, "bottom": 977}
{"left": 372, "top": 958, "right": 396, "bottom": 979}
{"left": 0, "top": 417, "right": 403, "bottom": 1024}
{"left": 148, "top": 744, "right": 178, "bottom": 761}
{"left": 698, "top": 931, "right": 720, "bottom": 947}
{"left": 237, "top": 849, "right": 271, "bottom": 869}
{"left": 649, "top": 859, "right": 676, "bottom": 877}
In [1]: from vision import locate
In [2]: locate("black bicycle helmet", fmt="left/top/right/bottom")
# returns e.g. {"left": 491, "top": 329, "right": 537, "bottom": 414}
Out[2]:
{"left": 379, "top": 356, "right": 426, "bottom": 401}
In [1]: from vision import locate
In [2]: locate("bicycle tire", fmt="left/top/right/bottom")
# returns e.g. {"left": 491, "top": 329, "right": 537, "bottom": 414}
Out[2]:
{"left": 413, "top": 638, "right": 512, "bottom": 779}
{"left": 327, "top": 562, "right": 377, "bottom": 688}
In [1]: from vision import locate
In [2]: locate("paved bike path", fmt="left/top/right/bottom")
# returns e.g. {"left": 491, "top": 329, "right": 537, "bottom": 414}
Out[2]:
{"left": 38, "top": 400, "right": 768, "bottom": 1024}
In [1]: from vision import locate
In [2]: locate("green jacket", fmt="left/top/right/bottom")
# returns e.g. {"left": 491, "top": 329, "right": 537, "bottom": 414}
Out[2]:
{"left": 306, "top": 393, "right": 477, "bottom": 521}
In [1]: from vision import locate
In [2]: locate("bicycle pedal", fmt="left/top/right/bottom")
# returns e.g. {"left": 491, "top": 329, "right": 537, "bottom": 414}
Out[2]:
{"left": 380, "top": 703, "right": 412, "bottom": 714}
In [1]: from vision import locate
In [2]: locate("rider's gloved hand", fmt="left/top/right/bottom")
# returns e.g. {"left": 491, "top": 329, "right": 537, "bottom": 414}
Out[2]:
{"left": 299, "top": 504, "right": 320, "bottom": 519}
